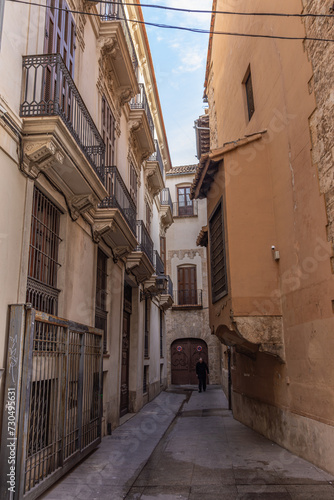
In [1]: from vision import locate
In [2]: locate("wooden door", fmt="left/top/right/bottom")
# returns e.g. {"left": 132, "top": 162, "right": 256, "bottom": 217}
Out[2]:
{"left": 171, "top": 339, "right": 208, "bottom": 385}
{"left": 120, "top": 311, "right": 130, "bottom": 417}
{"left": 177, "top": 266, "right": 197, "bottom": 305}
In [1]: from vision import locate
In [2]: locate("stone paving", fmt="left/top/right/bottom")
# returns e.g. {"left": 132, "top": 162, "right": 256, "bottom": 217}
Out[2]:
{"left": 42, "top": 386, "right": 334, "bottom": 500}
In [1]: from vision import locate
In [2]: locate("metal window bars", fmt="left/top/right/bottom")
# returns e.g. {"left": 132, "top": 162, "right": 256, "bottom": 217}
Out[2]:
{"left": 20, "top": 54, "right": 105, "bottom": 183}
{"left": 99, "top": 165, "right": 137, "bottom": 236}
{"left": 0, "top": 305, "right": 103, "bottom": 500}
{"left": 130, "top": 83, "right": 154, "bottom": 139}
{"left": 174, "top": 289, "right": 202, "bottom": 307}
{"left": 100, "top": 0, "right": 139, "bottom": 73}
{"left": 173, "top": 199, "right": 198, "bottom": 217}
{"left": 154, "top": 250, "right": 165, "bottom": 276}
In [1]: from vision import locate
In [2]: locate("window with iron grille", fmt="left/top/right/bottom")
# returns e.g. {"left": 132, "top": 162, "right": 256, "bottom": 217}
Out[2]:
{"left": 144, "top": 297, "right": 150, "bottom": 358}
{"left": 95, "top": 248, "right": 108, "bottom": 353}
{"left": 244, "top": 67, "right": 255, "bottom": 121}
{"left": 102, "top": 96, "right": 116, "bottom": 166}
{"left": 177, "top": 186, "right": 193, "bottom": 216}
{"left": 209, "top": 200, "right": 228, "bottom": 303}
{"left": 160, "top": 236, "right": 166, "bottom": 271}
{"left": 26, "top": 187, "right": 62, "bottom": 314}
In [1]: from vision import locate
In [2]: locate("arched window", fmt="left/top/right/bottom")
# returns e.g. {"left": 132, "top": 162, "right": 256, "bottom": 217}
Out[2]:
{"left": 177, "top": 186, "right": 193, "bottom": 216}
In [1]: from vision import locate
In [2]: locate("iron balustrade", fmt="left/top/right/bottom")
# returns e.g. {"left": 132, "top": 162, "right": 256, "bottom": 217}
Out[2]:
{"left": 20, "top": 54, "right": 105, "bottom": 182}
{"left": 174, "top": 289, "right": 202, "bottom": 307}
{"left": 154, "top": 250, "right": 165, "bottom": 276}
{"left": 136, "top": 220, "right": 154, "bottom": 265}
{"left": 100, "top": 0, "right": 138, "bottom": 73}
{"left": 166, "top": 275, "right": 174, "bottom": 298}
{"left": 173, "top": 199, "right": 198, "bottom": 217}
{"left": 99, "top": 166, "right": 136, "bottom": 235}
{"left": 160, "top": 188, "right": 173, "bottom": 214}
{"left": 130, "top": 83, "right": 154, "bottom": 139}
{"left": 149, "top": 139, "right": 164, "bottom": 176}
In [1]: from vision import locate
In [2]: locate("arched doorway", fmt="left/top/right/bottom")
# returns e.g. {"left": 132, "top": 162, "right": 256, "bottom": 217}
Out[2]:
{"left": 171, "top": 338, "right": 208, "bottom": 385}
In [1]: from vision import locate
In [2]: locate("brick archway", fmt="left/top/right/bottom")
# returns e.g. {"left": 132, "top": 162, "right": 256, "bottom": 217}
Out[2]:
{"left": 171, "top": 338, "right": 208, "bottom": 385}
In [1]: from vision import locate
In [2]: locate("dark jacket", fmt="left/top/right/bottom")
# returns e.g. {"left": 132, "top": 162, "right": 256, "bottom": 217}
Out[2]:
{"left": 196, "top": 361, "right": 209, "bottom": 377}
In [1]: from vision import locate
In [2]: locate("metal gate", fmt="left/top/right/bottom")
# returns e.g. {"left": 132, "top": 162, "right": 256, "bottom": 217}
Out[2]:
{"left": 0, "top": 305, "right": 103, "bottom": 500}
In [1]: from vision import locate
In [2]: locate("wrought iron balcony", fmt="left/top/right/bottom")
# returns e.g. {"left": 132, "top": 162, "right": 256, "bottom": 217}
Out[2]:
{"left": 136, "top": 220, "right": 154, "bottom": 265}
{"left": 98, "top": 166, "right": 136, "bottom": 235}
{"left": 166, "top": 275, "right": 174, "bottom": 298}
{"left": 173, "top": 199, "right": 198, "bottom": 217}
{"left": 100, "top": 0, "right": 138, "bottom": 73}
{"left": 174, "top": 289, "right": 202, "bottom": 307}
{"left": 160, "top": 188, "right": 173, "bottom": 213}
{"left": 130, "top": 83, "right": 154, "bottom": 139}
{"left": 20, "top": 54, "right": 105, "bottom": 182}
{"left": 154, "top": 250, "right": 165, "bottom": 276}
{"left": 149, "top": 140, "right": 164, "bottom": 176}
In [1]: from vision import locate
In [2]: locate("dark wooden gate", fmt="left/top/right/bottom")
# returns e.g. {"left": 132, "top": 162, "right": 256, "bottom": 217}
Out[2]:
{"left": 171, "top": 338, "right": 208, "bottom": 385}
{"left": 120, "top": 311, "right": 130, "bottom": 417}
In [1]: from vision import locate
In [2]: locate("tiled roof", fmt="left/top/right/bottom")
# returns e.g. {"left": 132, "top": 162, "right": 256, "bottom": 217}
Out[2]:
{"left": 166, "top": 164, "right": 198, "bottom": 176}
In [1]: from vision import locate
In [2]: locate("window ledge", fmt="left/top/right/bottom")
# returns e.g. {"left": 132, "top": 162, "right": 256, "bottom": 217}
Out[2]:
{"left": 172, "top": 305, "right": 203, "bottom": 310}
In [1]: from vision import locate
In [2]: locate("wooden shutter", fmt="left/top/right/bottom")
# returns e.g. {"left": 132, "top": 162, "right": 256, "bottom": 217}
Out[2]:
{"left": 102, "top": 97, "right": 116, "bottom": 166}
{"left": 177, "top": 266, "right": 197, "bottom": 305}
{"left": 160, "top": 236, "right": 166, "bottom": 271}
{"left": 44, "top": 0, "right": 76, "bottom": 76}
{"left": 209, "top": 200, "right": 228, "bottom": 302}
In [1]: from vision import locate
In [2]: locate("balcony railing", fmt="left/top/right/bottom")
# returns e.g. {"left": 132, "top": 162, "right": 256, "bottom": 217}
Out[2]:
{"left": 160, "top": 188, "right": 173, "bottom": 214}
{"left": 100, "top": 0, "right": 138, "bottom": 73}
{"left": 99, "top": 166, "right": 136, "bottom": 235}
{"left": 130, "top": 83, "right": 154, "bottom": 139}
{"left": 154, "top": 250, "right": 165, "bottom": 276}
{"left": 173, "top": 200, "right": 198, "bottom": 217}
{"left": 166, "top": 275, "right": 174, "bottom": 298}
{"left": 149, "top": 139, "right": 164, "bottom": 176}
{"left": 20, "top": 54, "right": 105, "bottom": 182}
{"left": 174, "top": 289, "right": 202, "bottom": 307}
{"left": 136, "top": 220, "right": 154, "bottom": 265}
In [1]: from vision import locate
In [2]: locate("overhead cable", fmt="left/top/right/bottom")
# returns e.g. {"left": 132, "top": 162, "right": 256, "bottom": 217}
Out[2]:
{"left": 7, "top": 0, "right": 334, "bottom": 43}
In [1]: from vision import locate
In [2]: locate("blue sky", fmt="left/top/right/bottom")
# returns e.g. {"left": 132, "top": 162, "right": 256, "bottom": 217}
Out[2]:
{"left": 140, "top": 0, "right": 212, "bottom": 167}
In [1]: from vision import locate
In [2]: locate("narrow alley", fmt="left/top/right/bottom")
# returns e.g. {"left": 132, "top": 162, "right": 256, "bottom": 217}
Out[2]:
{"left": 42, "top": 386, "right": 334, "bottom": 500}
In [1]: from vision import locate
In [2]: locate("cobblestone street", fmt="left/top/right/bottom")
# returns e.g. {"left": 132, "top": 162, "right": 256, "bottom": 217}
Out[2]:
{"left": 42, "top": 386, "right": 334, "bottom": 500}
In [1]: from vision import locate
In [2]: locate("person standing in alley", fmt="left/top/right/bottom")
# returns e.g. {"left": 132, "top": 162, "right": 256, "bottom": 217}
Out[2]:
{"left": 196, "top": 357, "right": 209, "bottom": 392}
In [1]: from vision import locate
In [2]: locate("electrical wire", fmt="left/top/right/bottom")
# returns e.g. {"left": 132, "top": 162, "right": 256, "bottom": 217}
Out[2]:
{"left": 96, "top": 0, "right": 334, "bottom": 19}
{"left": 7, "top": 0, "right": 334, "bottom": 42}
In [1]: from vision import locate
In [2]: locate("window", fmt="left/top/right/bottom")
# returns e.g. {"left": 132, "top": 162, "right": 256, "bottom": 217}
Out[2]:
{"left": 102, "top": 97, "right": 115, "bottom": 166}
{"left": 44, "top": 0, "right": 76, "bottom": 75}
{"left": 244, "top": 67, "right": 255, "bottom": 121}
{"left": 160, "top": 236, "right": 166, "bottom": 271}
{"left": 177, "top": 186, "right": 193, "bottom": 216}
{"left": 130, "top": 163, "right": 138, "bottom": 206}
{"left": 26, "top": 187, "right": 62, "bottom": 315}
{"left": 144, "top": 297, "right": 150, "bottom": 358}
{"left": 143, "top": 365, "right": 148, "bottom": 393}
{"left": 160, "top": 309, "right": 163, "bottom": 358}
{"left": 95, "top": 248, "right": 108, "bottom": 353}
{"left": 209, "top": 200, "right": 228, "bottom": 302}
{"left": 146, "top": 202, "right": 151, "bottom": 234}
{"left": 177, "top": 266, "right": 197, "bottom": 305}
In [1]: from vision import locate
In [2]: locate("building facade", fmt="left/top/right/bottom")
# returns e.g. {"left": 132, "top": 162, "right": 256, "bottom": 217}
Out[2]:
{"left": 192, "top": 0, "right": 334, "bottom": 474}
{"left": 0, "top": 0, "right": 173, "bottom": 496}
{"left": 165, "top": 165, "right": 221, "bottom": 387}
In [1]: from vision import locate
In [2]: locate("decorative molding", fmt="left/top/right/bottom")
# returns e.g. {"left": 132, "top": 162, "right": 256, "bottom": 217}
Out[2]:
{"left": 23, "top": 140, "right": 64, "bottom": 179}
{"left": 92, "top": 221, "right": 115, "bottom": 243}
{"left": 169, "top": 249, "right": 204, "bottom": 261}
{"left": 68, "top": 194, "right": 98, "bottom": 220}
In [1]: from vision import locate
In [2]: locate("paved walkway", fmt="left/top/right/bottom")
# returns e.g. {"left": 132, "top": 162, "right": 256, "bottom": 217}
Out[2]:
{"left": 42, "top": 386, "right": 334, "bottom": 499}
